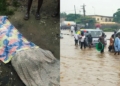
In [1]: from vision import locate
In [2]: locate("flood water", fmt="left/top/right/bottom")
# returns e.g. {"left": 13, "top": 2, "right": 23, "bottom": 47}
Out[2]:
{"left": 60, "top": 30, "right": 120, "bottom": 86}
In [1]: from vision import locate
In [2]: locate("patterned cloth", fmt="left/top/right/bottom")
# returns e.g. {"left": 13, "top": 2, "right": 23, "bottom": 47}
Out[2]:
{"left": 0, "top": 16, "right": 38, "bottom": 63}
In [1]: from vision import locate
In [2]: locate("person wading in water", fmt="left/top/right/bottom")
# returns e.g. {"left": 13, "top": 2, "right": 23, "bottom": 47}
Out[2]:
{"left": 98, "top": 33, "right": 106, "bottom": 53}
{"left": 114, "top": 34, "right": 120, "bottom": 55}
{"left": 108, "top": 34, "right": 114, "bottom": 52}
{"left": 87, "top": 34, "right": 93, "bottom": 48}
{"left": 79, "top": 32, "right": 86, "bottom": 49}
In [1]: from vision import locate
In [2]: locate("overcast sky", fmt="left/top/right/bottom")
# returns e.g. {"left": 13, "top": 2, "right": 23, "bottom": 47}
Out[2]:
{"left": 60, "top": 0, "right": 120, "bottom": 16}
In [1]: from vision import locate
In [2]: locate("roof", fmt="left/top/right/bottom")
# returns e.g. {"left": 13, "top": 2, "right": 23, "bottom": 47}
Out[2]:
{"left": 87, "top": 15, "right": 113, "bottom": 18}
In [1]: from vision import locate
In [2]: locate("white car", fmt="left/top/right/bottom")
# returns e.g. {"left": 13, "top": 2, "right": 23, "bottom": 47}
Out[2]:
{"left": 80, "top": 29, "right": 107, "bottom": 46}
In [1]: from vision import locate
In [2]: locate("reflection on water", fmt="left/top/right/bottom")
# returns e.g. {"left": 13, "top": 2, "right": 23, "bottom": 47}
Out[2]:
{"left": 60, "top": 30, "right": 120, "bottom": 86}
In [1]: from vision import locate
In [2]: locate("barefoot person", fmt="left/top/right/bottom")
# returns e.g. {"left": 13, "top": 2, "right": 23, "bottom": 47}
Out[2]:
{"left": 0, "top": 16, "right": 59, "bottom": 86}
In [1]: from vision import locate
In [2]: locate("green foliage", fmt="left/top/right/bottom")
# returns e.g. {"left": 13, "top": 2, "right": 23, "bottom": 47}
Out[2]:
{"left": 75, "top": 16, "right": 96, "bottom": 28}
{"left": 12, "top": 0, "right": 20, "bottom": 7}
{"left": 0, "top": 0, "right": 14, "bottom": 15}
{"left": 0, "top": 0, "right": 7, "bottom": 13}
{"left": 60, "top": 12, "right": 96, "bottom": 28}
{"left": 60, "top": 12, "right": 67, "bottom": 18}
{"left": 102, "top": 28, "right": 116, "bottom": 32}
{"left": 111, "top": 25, "right": 119, "bottom": 29}
{"left": 66, "top": 14, "right": 81, "bottom": 21}
{"left": 113, "top": 9, "right": 120, "bottom": 23}
{"left": 6, "top": 10, "right": 14, "bottom": 15}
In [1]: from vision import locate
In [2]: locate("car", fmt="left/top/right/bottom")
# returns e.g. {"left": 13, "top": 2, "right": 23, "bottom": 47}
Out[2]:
{"left": 116, "top": 29, "right": 120, "bottom": 36}
{"left": 79, "top": 29, "right": 107, "bottom": 46}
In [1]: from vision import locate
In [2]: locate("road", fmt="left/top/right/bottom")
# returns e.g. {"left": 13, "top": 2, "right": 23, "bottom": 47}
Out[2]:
{"left": 60, "top": 30, "right": 120, "bottom": 86}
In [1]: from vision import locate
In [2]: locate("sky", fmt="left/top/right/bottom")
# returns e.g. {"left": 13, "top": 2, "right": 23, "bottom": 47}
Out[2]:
{"left": 60, "top": 0, "right": 120, "bottom": 16}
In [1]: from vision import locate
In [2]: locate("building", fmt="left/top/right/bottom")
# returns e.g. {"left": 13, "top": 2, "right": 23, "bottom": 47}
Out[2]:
{"left": 88, "top": 15, "right": 116, "bottom": 25}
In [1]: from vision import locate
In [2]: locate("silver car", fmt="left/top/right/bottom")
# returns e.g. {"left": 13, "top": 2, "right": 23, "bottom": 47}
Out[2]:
{"left": 80, "top": 29, "right": 107, "bottom": 46}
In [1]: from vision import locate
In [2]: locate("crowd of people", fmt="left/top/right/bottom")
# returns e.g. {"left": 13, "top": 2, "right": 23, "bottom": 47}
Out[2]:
{"left": 109, "top": 31, "right": 120, "bottom": 55}
{"left": 71, "top": 26, "right": 93, "bottom": 50}
{"left": 70, "top": 26, "right": 120, "bottom": 55}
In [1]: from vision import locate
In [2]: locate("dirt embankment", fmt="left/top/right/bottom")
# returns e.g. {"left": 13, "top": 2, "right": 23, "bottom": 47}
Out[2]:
{"left": 0, "top": 0, "right": 59, "bottom": 86}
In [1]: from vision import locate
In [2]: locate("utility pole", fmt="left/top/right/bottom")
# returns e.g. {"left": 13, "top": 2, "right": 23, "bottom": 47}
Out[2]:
{"left": 74, "top": 5, "right": 77, "bottom": 32}
{"left": 81, "top": 4, "right": 86, "bottom": 17}
{"left": 74, "top": 5, "right": 77, "bottom": 20}
{"left": 81, "top": 4, "right": 86, "bottom": 28}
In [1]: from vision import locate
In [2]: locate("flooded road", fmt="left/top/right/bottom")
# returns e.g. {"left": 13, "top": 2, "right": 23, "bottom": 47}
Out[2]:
{"left": 60, "top": 30, "right": 120, "bottom": 86}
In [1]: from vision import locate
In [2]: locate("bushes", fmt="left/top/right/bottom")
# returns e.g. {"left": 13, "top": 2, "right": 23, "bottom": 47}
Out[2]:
{"left": 0, "top": 0, "right": 7, "bottom": 12}
{"left": 100, "top": 24, "right": 120, "bottom": 32}
{"left": 12, "top": 0, "right": 20, "bottom": 7}
{"left": 0, "top": 9, "right": 14, "bottom": 16}
{"left": 0, "top": 0, "right": 14, "bottom": 15}
{"left": 5, "top": 10, "right": 14, "bottom": 15}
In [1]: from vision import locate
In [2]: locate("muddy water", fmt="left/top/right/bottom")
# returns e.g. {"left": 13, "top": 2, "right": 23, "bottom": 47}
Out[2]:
{"left": 60, "top": 30, "right": 120, "bottom": 86}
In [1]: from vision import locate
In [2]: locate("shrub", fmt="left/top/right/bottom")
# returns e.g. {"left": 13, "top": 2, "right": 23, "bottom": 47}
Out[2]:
{"left": 6, "top": 10, "right": 14, "bottom": 15}
{"left": 0, "top": 0, "right": 7, "bottom": 13}
{"left": 0, "top": 0, "right": 15, "bottom": 15}
{"left": 12, "top": 0, "right": 20, "bottom": 7}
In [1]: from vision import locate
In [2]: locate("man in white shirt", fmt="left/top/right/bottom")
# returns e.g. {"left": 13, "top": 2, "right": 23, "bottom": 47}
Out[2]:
{"left": 71, "top": 26, "right": 75, "bottom": 35}
{"left": 74, "top": 33, "right": 79, "bottom": 46}
{"left": 78, "top": 32, "right": 86, "bottom": 49}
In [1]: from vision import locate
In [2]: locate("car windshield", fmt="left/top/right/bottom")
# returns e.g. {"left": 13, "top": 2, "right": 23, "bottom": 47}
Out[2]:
{"left": 89, "top": 31, "right": 102, "bottom": 37}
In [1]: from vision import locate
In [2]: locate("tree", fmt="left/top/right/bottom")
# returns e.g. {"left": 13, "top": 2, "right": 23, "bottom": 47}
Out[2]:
{"left": 60, "top": 12, "right": 96, "bottom": 28}
{"left": 60, "top": 12, "right": 67, "bottom": 18}
{"left": 66, "top": 14, "right": 81, "bottom": 21}
{"left": 113, "top": 9, "right": 120, "bottom": 23}
{"left": 75, "top": 16, "right": 96, "bottom": 28}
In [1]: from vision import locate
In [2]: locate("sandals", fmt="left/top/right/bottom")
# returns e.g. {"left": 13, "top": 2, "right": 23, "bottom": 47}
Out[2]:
{"left": 24, "top": 13, "right": 29, "bottom": 20}
{"left": 24, "top": 13, "right": 40, "bottom": 20}
{"left": 35, "top": 13, "right": 40, "bottom": 20}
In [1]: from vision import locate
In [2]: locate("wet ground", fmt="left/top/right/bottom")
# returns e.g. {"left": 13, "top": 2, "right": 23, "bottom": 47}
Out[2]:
{"left": 60, "top": 30, "right": 120, "bottom": 86}
{"left": 0, "top": 0, "right": 59, "bottom": 86}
